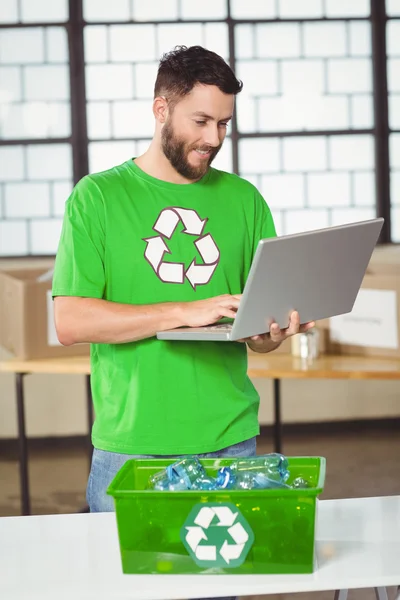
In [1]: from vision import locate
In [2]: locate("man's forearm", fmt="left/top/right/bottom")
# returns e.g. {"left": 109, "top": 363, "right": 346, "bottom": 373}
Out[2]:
{"left": 54, "top": 297, "right": 186, "bottom": 345}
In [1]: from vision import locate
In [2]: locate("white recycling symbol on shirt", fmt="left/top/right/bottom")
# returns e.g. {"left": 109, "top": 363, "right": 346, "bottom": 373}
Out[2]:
{"left": 143, "top": 207, "right": 220, "bottom": 289}
{"left": 181, "top": 504, "right": 254, "bottom": 567}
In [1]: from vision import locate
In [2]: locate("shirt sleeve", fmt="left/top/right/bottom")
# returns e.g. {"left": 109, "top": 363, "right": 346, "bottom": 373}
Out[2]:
{"left": 252, "top": 188, "right": 277, "bottom": 257}
{"left": 52, "top": 175, "right": 106, "bottom": 299}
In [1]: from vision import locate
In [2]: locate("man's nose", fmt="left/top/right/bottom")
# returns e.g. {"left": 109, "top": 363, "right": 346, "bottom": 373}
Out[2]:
{"left": 203, "top": 124, "right": 221, "bottom": 148}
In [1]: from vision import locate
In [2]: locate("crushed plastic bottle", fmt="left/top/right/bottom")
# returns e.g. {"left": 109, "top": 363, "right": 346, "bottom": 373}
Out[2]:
{"left": 216, "top": 467, "right": 236, "bottom": 490}
{"left": 215, "top": 466, "right": 289, "bottom": 490}
{"left": 148, "top": 470, "right": 187, "bottom": 491}
{"left": 234, "top": 471, "right": 290, "bottom": 490}
{"left": 291, "top": 477, "right": 311, "bottom": 489}
{"left": 230, "top": 453, "right": 290, "bottom": 484}
{"left": 191, "top": 476, "right": 217, "bottom": 490}
{"left": 167, "top": 456, "right": 206, "bottom": 488}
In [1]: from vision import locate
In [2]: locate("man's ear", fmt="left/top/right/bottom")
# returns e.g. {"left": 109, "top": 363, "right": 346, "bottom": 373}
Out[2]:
{"left": 153, "top": 96, "right": 168, "bottom": 124}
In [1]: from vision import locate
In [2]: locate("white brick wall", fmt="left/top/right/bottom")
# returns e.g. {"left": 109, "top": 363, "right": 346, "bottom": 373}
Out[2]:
{"left": 390, "top": 134, "right": 400, "bottom": 169}
{"left": 281, "top": 60, "right": 325, "bottom": 95}
{"left": 351, "top": 96, "right": 374, "bottom": 129}
{"left": 4, "top": 182, "right": 50, "bottom": 218}
{"left": 30, "top": 218, "right": 63, "bottom": 254}
{"left": 26, "top": 144, "right": 72, "bottom": 180}
{"left": 84, "top": 27, "right": 108, "bottom": 63}
{"left": 180, "top": 0, "right": 227, "bottom": 20}
{"left": 236, "top": 20, "right": 373, "bottom": 135}
{"left": 307, "top": 173, "right": 351, "bottom": 207}
{"left": 86, "top": 65, "right": 134, "bottom": 100}
{"left": 132, "top": 0, "right": 178, "bottom": 21}
{"left": 19, "top": 0, "right": 68, "bottom": 23}
{"left": 387, "top": 0, "right": 400, "bottom": 17}
{"left": 87, "top": 102, "right": 112, "bottom": 139}
{"left": 260, "top": 174, "right": 305, "bottom": 209}
{"left": 303, "top": 23, "right": 347, "bottom": 57}
{"left": 325, "top": 0, "right": 370, "bottom": 18}
{"left": 283, "top": 137, "right": 327, "bottom": 171}
{"left": 24, "top": 65, "right": 70, "bottom": 101}
{"left": 238, "top": 135, "right": 376, "bottom": 235}
{"left": 0, "top": 67, "right": 21, "bottom": 101}
{"left": 238, "top": 138, "right": 280, "bottom": 173}
{"left": 328, "top": 59, "right": 372, "bottom": 94}
{"left": 230, "top": 0, "right": 276, "bottom": 19}
{"left": 112, "top": 100, "right": 155, "bottom": 137}
{"left": 256, "top": 24, "right": 301, "bottom": 58}
{"left": 279, "top": 0, "right": 323, "bottom": 19}
{"left": 0, "top": 6, "right": 386, "bottom": 255}
{"left": 0, "top": 28, "right": 44, "bottom": 63}
{"left": 285, "top": 209, "right": 329, "bottom": 234}
{"left": 83, "top": 0, "right": 131, "bottom": 23}
{"left": 354, "top": 172, "right": 375, "bottom": 206}
{"left": 0, "top": 147, "right": 24, "bottom": 181}
{"left": 0, "top": 220, "right": 28, "bottom": 256}
{"left": 237, "top": 61, "right": 278, "bottom": 95}
{"left": 109, "top": 25, "right": 157, "bottom": 62}
{"left": 88, "top": 140, "right": 136, "bottom": 173}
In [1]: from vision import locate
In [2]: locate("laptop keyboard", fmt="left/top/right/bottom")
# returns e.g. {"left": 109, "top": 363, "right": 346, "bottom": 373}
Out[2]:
{"left": 202, "top": 324, "right": 233, "bottom": 332}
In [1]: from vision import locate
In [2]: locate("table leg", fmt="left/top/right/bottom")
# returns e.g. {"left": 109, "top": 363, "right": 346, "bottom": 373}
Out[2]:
{"left": 273, "top": 378, "right": 282, "bottom": 453}
{"left": 16, "top": 372, "right": 30, "bottom": 516}
{"left": 334, "top": 591, "right": 348, "bottom": 600}
{"left": 375, "top": 588, "right": 389, "bottom": 600}
{"left": 85, "top": 374, "right": 93, "bottom": 473}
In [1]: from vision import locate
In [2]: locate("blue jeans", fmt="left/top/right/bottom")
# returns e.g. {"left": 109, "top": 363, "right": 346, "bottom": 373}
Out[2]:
{"left": 87, "top": 436, "right": 257, "bottom": 512}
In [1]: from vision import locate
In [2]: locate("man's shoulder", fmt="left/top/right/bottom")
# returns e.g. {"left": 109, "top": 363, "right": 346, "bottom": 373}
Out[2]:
{"left": 69, "top": 161, "right": 131, "bottom": 208}
{"left": 81, "top": 161, "right": 130, "bottom": 192}
{"left": 209, "top": 168, "right": 258, "bottom": 194}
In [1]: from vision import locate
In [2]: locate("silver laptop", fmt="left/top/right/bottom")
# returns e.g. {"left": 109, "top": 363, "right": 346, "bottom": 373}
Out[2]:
{"left": 156, "top": 218, "right": 384, "bottom": 342}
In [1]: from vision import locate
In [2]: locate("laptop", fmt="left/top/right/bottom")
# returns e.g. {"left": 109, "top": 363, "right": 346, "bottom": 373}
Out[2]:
{"left": 156, "top": 218, "right": 384, "bottom": 342}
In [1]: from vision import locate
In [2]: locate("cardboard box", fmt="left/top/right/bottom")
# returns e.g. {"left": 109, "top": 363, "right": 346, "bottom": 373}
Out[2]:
{"left": 0, "top": 268, "right": 89, "bottom": 360}
{"left": 326, "top": 273, "right": 400, "bottom": 358}
{"left": 366, "top": 244, "right": 400, "bottom": 276}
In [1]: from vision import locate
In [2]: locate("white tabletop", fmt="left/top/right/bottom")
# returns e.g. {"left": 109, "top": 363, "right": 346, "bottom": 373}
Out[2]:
{"left": 1, "top": 496, "right": 399, "bottom": 600}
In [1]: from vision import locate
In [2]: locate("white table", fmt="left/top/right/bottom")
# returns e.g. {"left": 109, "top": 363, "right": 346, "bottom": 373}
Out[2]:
{"left": 1, "top": 496, "right": 399, "bottom": 600}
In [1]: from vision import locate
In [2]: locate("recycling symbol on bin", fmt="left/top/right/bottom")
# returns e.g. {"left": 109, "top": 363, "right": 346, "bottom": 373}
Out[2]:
{"left": 143, "top": 207, "right": 220, "bottom": 289}
{"left": 180, "top": 503, "right": 254, "bottom": 568}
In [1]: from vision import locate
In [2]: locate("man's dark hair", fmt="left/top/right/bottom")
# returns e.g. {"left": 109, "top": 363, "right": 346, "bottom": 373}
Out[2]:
{"left": 154, "top": 45, "right": 243, "bottom": 105}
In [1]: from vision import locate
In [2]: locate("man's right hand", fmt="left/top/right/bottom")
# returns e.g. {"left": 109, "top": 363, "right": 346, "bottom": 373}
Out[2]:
{"left": 179, "top": 294, "right": 242, "bottom": 328}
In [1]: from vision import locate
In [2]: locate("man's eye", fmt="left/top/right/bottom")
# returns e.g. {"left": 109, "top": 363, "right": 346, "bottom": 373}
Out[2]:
{"left": 195, "top": 120, "right": 206, "bottom": 125}
{"left": 220, "top": 122, "right": 229, "bottom": 128}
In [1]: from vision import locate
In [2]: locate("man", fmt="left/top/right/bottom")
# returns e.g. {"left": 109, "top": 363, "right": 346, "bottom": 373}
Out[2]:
{"left": 53, "top": 46, "right": 313, "bottom": 515}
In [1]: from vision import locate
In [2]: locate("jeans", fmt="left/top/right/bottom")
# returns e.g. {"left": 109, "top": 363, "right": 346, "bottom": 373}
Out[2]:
{"left": 87, "top": 437, "right": 257, "bottom": 600}
{"left": 87, "top": 436, "right": 257, "bottom": 512}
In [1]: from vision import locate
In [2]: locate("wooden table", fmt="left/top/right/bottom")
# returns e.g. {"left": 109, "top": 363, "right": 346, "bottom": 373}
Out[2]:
{"left": 2, "top": 352, "right": 400, "bottom": 516}
{"left": 247, "top": 351, "right": 400, "bottom": 456}
{"left": 0, "top": 356, "right": 91, "bottom": 516}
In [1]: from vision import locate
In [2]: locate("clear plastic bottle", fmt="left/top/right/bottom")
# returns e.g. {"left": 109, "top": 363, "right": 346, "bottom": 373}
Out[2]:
{"left": 215, "top": 467, "right": 236, "bottom": 489}
{"left": 230, "top": 453, "right": 290, "bottom": 484}
{"left": 234, "top": 471, "right": 290, "bottom": 490}
{"left": 215, "top": 466, "right": 289, "bottom": 490}
{"left": 167, "top": 456, "right": 206, "bottom": 488}
{"left": 148, "top": 470, "right": 187, "bottom": 491}
{"left": 191, "top": 476, "right": 217, "bottom": 491}
{"left": 291, "top": 477, "right": 310, "bottom": 489}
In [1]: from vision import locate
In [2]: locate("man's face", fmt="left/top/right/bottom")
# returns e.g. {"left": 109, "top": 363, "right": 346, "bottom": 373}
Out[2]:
{"left": 161, "top": 84, "right": 234, "bottom": 181}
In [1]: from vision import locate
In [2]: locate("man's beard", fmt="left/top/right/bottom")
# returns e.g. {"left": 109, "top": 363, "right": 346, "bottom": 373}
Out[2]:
{"left": 161, "top": 119, "right": 222, "bottom": 181}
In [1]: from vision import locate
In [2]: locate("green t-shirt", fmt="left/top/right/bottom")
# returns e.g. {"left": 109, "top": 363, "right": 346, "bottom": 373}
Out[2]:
{"left": 52, "top": 159, "right": 276, "bottom": 454}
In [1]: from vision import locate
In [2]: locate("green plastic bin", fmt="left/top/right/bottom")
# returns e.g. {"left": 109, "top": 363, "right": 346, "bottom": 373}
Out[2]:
{"left": 107, "top": 456, "right": 326, "bottom": 575}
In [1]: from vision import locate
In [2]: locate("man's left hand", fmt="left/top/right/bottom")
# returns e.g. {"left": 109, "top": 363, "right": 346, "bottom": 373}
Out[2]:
{"left": 238, "top": 311, "right": 315, "bottom": 353}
